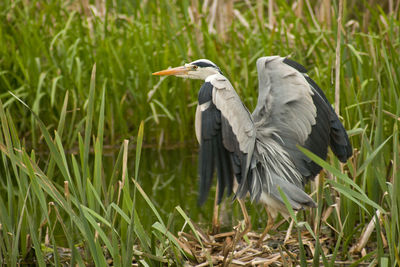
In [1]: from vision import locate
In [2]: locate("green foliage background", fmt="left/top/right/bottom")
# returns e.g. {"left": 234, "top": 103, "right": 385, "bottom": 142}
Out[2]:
{"left": 0, "top": 0, "right": 399, "bottom": 265}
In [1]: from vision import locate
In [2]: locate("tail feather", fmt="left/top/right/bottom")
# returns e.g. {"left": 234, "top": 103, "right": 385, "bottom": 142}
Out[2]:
{"left": 270, "top": 175, "right": 316, "bottom": 209}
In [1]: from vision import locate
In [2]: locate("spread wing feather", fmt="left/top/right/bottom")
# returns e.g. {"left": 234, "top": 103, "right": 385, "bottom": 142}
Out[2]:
{"left": 194, "top": 56, "right": 352, "bottom": 210}
{"left": 209, "top": 74, "right": 256, "bottom": 181}
{"left": 249, "top": 56, "right": 317, "bottom": 195}
{"left": 252, "top": 56, "right": 352, "bottom": 186}
{"left": 195, "top": 77, "right": 255, "bottom": 205}
{"left": 282, "top": 58, "right": 352, "bottom": 175}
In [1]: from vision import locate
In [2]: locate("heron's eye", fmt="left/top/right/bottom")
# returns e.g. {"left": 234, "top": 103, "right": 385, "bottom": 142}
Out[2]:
{"left": 192, "top": 65, "right": 198, "bottom": 70}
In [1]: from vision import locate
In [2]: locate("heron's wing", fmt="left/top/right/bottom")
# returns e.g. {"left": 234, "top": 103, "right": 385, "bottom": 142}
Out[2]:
{"left": 195, "top": 74, "right": 256, "bottom": 205}
{"left": 283, "top": 58, "right": 352, "bottom": 171}
{"left": 252, "top": 56, "right": 352, "bottom": 185}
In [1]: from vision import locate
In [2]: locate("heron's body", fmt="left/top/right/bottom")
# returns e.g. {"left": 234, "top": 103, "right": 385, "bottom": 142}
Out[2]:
{"left": 153, "top": 56, "right": 352, "bottom": 221}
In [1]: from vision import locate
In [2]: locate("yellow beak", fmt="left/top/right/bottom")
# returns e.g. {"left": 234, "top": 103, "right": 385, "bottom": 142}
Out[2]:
{"left": 152, "top": 66, "right": 188, "bottom": 76}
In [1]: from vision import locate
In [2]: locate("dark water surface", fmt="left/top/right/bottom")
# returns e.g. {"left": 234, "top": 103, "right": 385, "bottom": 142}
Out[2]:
{"left": 130, "top": 147, "right": 270, "bottom": 232}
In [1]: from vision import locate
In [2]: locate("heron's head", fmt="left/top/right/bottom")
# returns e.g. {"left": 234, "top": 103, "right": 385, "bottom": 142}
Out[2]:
{"left": 152, "top": 59, "right": 222, "bottom": 80}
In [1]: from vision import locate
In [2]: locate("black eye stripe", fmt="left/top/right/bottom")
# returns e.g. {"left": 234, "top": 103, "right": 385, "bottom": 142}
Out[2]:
{"left": 192, "top": 62, "right": 216, "bottom": 68}
{"left": 190, "top": 60, "right": 223, "bottom": 74}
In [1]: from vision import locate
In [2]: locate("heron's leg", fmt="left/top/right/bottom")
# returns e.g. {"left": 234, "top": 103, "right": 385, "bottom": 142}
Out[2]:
{"left": 257, "top": 207, "right": 275, "bottom": 245}
{"left": 211, "top": 183, "right": 220, "bottom": 234}
{"left": 235, "top": 198, "right": 251, "bottom": 240}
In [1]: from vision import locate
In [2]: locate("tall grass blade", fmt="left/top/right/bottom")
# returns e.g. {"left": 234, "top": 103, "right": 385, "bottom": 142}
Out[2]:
{"left": 83, "top": 64, "right": 97, "bottom": 206}
{"left": 298, "top": 146, "right": 384, "bottom": 212}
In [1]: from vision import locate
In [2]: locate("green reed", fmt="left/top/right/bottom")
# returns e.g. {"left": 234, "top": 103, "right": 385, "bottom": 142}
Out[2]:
{"left": 0, "top": 0, "right": 399, "bottom": 265}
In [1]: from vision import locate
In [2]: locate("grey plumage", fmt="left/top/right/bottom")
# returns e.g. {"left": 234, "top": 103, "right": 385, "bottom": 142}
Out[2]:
{"left": 153, "top": 55, "right": 352, "bottom": 217}
{"left": 194, "top": 56, "right": 352, "bottom": 214}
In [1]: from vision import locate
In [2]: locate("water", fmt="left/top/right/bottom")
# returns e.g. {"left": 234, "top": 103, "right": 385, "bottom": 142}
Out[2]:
{"left": 131, "top": 147, "right": 270, "bottom": 232}
{"left": 135, "top": 147, "right": 201, "bottom": 222}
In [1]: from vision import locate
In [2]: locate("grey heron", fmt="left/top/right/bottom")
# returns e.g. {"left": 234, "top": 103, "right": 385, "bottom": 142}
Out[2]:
{"left": 153, "top": 56, "right": 352, "bottom": 241}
